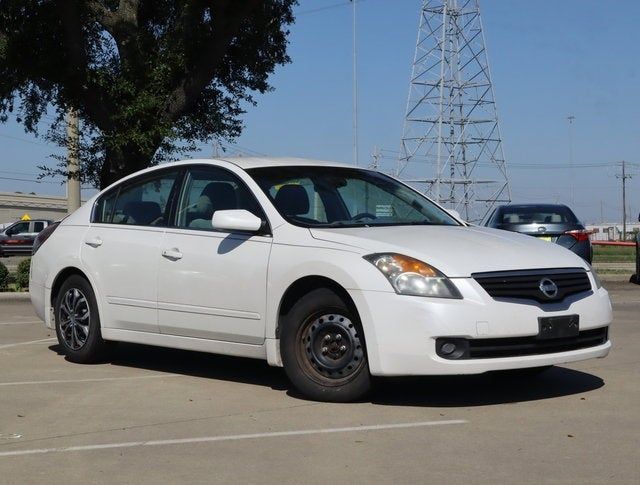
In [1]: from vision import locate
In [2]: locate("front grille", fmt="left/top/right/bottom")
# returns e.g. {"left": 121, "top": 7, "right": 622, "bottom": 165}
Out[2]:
{"left": 436, "top": 327, "right": 608, "bottom": 359}
{"left": 472, "top": 268, "right": 592, "bottom": 303}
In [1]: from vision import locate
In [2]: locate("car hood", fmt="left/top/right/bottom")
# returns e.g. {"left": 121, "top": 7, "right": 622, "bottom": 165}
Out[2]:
{"left": 310, "top": 225, "right": 590, "bottom": 277}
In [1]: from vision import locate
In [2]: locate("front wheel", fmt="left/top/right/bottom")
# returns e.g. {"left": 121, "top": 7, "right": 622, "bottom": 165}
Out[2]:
{"left": 280, "top": 288, "right": 371, "bottom": 402}
{"left": 54, "top": 275, "right": 113, "bottom": 363}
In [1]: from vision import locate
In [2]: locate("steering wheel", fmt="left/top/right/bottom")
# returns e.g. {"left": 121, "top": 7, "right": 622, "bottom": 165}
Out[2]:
{"left": 352, "top": 212, "right": 377, "bottom": 221}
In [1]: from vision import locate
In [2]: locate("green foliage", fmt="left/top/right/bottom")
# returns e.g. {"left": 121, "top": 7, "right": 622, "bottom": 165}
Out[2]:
{"left": 593, "top": 245, "right": 636, "bottom": 263}
{"left": 0, "top": 261, "right": 8, "bottom": 290}
{"left": 0, "top": 1, "right": 296, "bottom": 188}
{"left": 15, "top": 257, "right": 31, "bottom": 290}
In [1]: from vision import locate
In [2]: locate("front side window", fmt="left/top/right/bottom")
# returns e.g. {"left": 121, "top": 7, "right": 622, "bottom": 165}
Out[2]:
{"left": 94, "top": 170, "right": 179, "bottom": 226}
{"left": 248, "top": 166, "right": 460, "bottom": 228}
{"left": 175, "top": 167, "right": 264, "bottom": 231}
{"left": 7, "top": 221, "right": 30, "bottom": 236}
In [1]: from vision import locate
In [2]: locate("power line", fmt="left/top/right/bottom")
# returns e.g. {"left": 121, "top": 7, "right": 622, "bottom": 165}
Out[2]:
{"left": 0, "top": 175, "right": 62, "bottom": 184}
{"left": 0, "top": 132, "right": 53, "bottom": 148}
{"left": 297, "top": 0, "right": 371, "bottom": 17}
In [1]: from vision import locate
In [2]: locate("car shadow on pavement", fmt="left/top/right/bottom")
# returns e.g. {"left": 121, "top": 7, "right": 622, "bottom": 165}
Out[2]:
{"left": 370, "top": 367, "right": 604, "bottom": 407}
{"left": 49, "top": 343, "right": 604, "bottom": 406}
{"left": 50, "top": 342, "right": 291, "bottom": 392}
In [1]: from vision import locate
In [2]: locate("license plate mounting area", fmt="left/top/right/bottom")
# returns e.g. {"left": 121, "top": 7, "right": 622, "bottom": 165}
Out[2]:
{"left": 537, "top": 315, "right": 579, "bottom": 340}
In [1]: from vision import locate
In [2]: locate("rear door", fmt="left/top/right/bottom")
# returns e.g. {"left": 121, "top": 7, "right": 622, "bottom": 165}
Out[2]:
{"left": 81, "top": 168, "right": 182, "bottom": 333}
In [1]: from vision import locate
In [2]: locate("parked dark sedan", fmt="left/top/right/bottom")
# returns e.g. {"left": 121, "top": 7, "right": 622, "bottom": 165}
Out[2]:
{"left": 0, "top": 219, "right": 52, "bottom": 257}
{"left": 484, "top": 204, "right": 592, "bottom": 263}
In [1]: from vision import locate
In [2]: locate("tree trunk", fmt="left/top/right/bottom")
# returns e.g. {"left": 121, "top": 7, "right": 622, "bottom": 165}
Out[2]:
{"left": 100, "top": 144, "right": 157, "bottom": 190}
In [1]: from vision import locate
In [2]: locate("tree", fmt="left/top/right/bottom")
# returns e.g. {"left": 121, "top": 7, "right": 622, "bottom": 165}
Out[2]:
{"left": 0, "top": 0, "right": 296, "bottom": 189}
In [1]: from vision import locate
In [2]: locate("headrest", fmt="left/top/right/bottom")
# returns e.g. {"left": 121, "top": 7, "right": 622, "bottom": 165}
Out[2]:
{"left": 274, "top": 184, "right": 310, "bottom": 216}
{"left": 201, "top": 182, "right": 237, "bottom": 212}
{"left": 123, "top": 201, "right": 162, "bottom": 225}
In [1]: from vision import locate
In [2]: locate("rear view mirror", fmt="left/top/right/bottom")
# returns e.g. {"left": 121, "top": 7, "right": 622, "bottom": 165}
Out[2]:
{"left": 212, "top": 210, "right": 262, "bottom": 233}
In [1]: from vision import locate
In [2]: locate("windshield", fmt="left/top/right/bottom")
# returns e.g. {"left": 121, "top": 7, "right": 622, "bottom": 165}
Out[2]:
{"left": 247, "top": 166, "right": 460, "bottom": 228}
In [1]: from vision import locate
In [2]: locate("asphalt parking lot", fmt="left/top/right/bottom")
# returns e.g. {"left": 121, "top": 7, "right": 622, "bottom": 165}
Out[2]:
{"left": 0, "top": 283, "right": 638, "bottom": 484}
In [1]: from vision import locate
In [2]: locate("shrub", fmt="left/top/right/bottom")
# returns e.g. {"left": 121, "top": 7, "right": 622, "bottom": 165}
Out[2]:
{"left": 0, "top": 261, "right": 8, "bottom": 290}
{"left": 15, "top": 257, "right": 31, "bottom": 290}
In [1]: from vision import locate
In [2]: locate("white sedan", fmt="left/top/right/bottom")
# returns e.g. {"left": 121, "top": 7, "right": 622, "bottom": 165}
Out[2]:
{"left": 29, "top": 158, "right": 612, "bottom": 401}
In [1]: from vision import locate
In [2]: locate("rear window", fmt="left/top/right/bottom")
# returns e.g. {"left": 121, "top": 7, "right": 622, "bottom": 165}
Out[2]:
{"left": 498, "top": 206, "right": 578, "bottom": 224}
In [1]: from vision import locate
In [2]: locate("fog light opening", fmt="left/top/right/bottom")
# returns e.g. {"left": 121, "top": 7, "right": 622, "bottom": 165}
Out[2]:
{"left": 436, "top": 338, "right": 470, "bottom": 360}
{"left": 441, "top": 342, "right": 457, "bottom": 355}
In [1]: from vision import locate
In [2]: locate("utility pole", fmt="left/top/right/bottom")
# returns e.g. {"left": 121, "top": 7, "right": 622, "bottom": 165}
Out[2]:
{"left": 66, "top": 109, "right": 81, "bottom": 214}
{"left": 567, "top": 115, "right": 575, "bottom": 205}
{"left": 617, "top": 161, "right": 632, "bottom": 241}
{"left": 351, "top": 0, "right": 359, "bottom": 166}
{"left": 370, "top": 146, "right": 381, "bottom": 170}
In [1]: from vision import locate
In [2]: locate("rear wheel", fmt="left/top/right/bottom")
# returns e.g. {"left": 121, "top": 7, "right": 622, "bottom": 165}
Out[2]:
{"left": 281, "top": 288, "right": 371, "bottom": 402}
{"left": 54, "top": 275, "right": 113, "bottom": 363}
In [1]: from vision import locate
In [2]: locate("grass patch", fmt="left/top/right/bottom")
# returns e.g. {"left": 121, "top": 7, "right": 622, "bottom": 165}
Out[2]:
{"left": 593, "top": 245, "right": 637, "bottom": 263}
{"left": 597, "top": 268, "right": 635, "bottom": 275}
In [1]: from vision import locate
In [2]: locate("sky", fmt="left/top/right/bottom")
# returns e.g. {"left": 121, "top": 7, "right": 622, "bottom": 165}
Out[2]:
{"left": 0, "top": 0, "right": 639, "bottom": 224}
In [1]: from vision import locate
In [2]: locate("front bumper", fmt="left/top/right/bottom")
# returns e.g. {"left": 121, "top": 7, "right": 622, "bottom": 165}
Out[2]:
{"left": 349, "top": 274, "right": 612, "bottom": 376}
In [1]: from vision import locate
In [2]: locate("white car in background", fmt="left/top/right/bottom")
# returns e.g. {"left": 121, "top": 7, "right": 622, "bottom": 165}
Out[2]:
{"left": 29, "top": 158, "right": 612, "bottom": 402}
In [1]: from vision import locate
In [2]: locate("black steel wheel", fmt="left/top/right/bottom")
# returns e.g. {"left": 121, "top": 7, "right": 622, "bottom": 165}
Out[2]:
{"left": 281, "top": 288, "right": 371, "bottom": 402}
{"left": 54, "top": 274, "right": 113, "bottom": 363}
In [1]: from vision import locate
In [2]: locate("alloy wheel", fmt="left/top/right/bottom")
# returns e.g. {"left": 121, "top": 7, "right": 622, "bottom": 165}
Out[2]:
{"left": 58, "top": 288, "right": 91, "bottom": 350}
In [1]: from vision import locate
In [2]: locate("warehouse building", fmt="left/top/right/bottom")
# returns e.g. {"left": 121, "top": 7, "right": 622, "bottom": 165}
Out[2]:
{"left": 0, "top": 192, "right": 72, "bottom": 226}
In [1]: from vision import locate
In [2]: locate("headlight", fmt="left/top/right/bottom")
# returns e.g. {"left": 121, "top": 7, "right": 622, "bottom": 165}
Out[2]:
{"left": 364, "top": 253, "right": 462, "bottom": 299}
{"left": 590, "top": 267, "right": 603, "bottom": 289}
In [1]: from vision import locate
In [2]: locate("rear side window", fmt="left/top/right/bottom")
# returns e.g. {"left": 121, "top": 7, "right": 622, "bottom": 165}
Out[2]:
{"left": 93, "top": 170, "right": 180, "bottom": 226}
{"left": 32, "top": 222, "right": 45, "bottom": 232}
{"left": 94, "top": 191, "right": 117, "bottom": 223}
{"left": 174, "top": 167, "right": 264, "bottom": 231}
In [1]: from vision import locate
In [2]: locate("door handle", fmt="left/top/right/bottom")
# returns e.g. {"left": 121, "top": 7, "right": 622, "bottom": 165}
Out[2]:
{"left": 162, "top": 248, "right": 183, "bottom": 261}
{"left": 84, "top": 236, "right": 103, "bottom": 248}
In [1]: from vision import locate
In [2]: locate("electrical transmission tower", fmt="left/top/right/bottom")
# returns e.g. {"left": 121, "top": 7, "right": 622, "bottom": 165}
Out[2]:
{"left": 397, "top": 0, "right": 511, "bottom": 222}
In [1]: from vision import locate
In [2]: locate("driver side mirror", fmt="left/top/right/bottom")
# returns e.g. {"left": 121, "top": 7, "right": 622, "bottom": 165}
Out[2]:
{"left": 212, "top": 209, "right": 263, "bottom": 233}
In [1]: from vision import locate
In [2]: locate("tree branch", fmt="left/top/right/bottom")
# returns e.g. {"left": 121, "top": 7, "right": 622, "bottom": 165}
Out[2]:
{"left": 58, "top": 0, "right": 112, "bottom": 129}
{"left": 164, "top": 0, "right": 261, "bottom": 121}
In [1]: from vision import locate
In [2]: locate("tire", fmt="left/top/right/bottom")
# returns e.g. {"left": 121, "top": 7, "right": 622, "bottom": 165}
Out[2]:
{"left": 54, "top": 274, "right": 113, "bottom": 363}
{"left": 280, "top": 288, "right": 371, "bottom": 402}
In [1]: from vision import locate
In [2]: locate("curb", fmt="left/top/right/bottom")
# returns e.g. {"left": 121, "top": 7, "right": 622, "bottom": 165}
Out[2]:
{"left": 0, "top": 292, "right": 31, "bottom": 302}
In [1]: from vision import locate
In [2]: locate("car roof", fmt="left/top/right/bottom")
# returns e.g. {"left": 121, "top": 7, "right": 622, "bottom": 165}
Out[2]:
{"left": 219, "top": 156, "right": 354, "bottom": 170}
{"left": 150, "top": 157, "right": 355, "bottom": 171}
{"left": 99, "top": 157, "right": 366, "bottom": 195}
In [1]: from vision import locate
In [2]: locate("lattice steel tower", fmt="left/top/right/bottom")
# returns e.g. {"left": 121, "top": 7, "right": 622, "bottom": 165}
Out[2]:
{"left": 397, "top": 0, "right": 511, "bottom": 222}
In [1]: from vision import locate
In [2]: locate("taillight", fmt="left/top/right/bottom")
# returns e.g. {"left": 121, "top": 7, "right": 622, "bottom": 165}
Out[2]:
{"left": 32, "top": 222, "right": 60, "bottom": 255}
{"left": 564, "top": 229, "right": 591, "bottom": 242}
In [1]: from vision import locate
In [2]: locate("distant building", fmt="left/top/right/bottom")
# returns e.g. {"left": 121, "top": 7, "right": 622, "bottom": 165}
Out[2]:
{"left": 0, "top": 192, "right": 79, "bottom": 224}
{"left": 587, "top": 223, "right": 640, "bottom": 242}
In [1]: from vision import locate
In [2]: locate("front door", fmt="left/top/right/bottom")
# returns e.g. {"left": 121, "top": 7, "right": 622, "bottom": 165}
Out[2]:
{"left": 157, "top": 165, "right": 272, "bottom": 344}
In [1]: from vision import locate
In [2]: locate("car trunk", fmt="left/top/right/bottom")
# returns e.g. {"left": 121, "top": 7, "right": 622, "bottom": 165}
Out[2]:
{"left": 493, "top": 222, "right": 585, "bottom": 247}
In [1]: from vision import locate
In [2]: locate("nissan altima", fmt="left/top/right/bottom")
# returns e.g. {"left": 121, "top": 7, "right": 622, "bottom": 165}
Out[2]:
{"left": 29, "top": 158, "right": 612, "bottom": 402}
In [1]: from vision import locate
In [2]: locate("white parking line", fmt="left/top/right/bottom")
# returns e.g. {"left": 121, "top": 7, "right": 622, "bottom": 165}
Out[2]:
{"left": 0, "top": 321, "right": 43, "bottom": 326}
{"left": 0, "top": 375, "right": 182, "bottom": 387}
{"left": 0, "top": 420, "right": 467, "bottom": 458}
{"left": 0, "top": 338, "right": 56, "bottom": 349}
